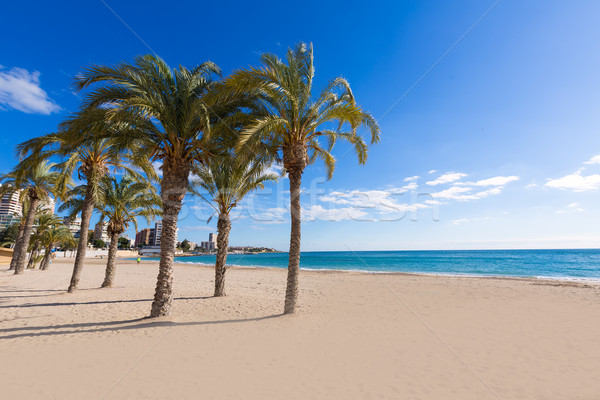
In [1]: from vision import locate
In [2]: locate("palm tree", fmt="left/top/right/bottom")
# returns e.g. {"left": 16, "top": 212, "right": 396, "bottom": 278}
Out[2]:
{"left": 190, "top": 154, "right": 277, "bottom": 296}
{"left": 18, "top": 108, "right": 144, "bottom": 292}
{"left": 24, "top": 212, "right": 70, "bottom": 270}
{"left": 224, "top": 43, "right": 380, "bottom": 313}
{"left": 73, "top": 55, "right": 226, "bottom": 316}
{"left": 0, "top": 162, "right": 61, "bottom": 274}
{"left": 39, "top": 221, "right": 73, "bottom": 270}
{"left": 0, "top": 193, "right": 29, "bottom": 271}
{"left": 77, "top": 176, "right": 160, "bottom": 287}
{"left": 25, "top": 211, "right": 58, "bottom": 269}
{"left": 62, "top": 236, "right": 78, "bottom": 258}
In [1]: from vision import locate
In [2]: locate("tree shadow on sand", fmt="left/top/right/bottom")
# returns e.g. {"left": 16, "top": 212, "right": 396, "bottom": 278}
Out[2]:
{"left": 0, "top": 314, "right": 283, "bottom": 340}
{"left": 0, "top": 296, "right": 212, "bottom": 308}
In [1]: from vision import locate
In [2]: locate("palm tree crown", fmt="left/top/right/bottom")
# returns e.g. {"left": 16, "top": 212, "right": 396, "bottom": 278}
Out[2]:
{"left": 73, "top": 55, "right": 223, "bottom": 175}
{"left": 190, "top": 155, "right": 278, "bottom": 216}
{"left": 1, "top": 161, "right": 60, "bottom": 205}
{"left": 97, "top": 175, "right": 161, "bottom": 234}
{"left": 225, "top": 42, "right": 380, "bottom": 178}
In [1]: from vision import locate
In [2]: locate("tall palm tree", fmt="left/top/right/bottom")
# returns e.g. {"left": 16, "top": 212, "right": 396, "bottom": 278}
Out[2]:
{"left": 190, "top": 154, "right": 277, "bottom": 296}
{"left": 224, "top": 43, "right": 380, "bottom": 313}
{"left": 18, "top": 108, "right": 144, "bottom": 292}
{"left": 0, "top": 162, "right": 61, "bottom": 274}
{"left": 73, "top": 55, "right": 226, "bottom": 316}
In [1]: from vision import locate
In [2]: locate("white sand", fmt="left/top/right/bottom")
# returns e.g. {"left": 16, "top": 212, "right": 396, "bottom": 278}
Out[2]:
{"left": 1, "top": 258, "right": 599, "bottom": 399}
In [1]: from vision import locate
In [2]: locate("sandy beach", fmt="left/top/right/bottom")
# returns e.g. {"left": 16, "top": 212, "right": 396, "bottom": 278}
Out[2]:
{"left": 1, "top": 258, "right": 600, "bottom": 399}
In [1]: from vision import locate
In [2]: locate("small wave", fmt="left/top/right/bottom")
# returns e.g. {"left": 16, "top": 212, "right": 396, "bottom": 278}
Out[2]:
{"left": 162, "top": 258, "right": 600, "bottom": 282}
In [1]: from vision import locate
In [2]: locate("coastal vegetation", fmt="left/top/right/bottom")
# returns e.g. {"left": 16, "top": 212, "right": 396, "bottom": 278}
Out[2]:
{"left": 190, "top": 152, "right": 277, "bottom": 296}
{"left": 60, "top": 175, "right": 161, "bottom": 288}
{"left": 1, "top": 43, "right": 379, "bottom": 316}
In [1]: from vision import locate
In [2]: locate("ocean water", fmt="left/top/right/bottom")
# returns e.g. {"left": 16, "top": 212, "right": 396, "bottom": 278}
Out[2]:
{"left": 145, "top": 249, "right": 600, "bottom": 281}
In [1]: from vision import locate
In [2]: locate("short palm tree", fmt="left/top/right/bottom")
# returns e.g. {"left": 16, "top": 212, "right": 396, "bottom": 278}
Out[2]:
{"left": 97, "top": 176, "right": 161, "bottom": 287}
{"left": 73, "top": 55, "right": 224, "bottom": 316}
{"left": 62, "top": 236, "right": 78, "bottom": 258}
{"left": 18, "top": 108, "right": 144, "bottom": 291}
{"left": 25, "top": 211, "right": 59, "bottom": 269}
{"left": 38, "top": 215, "right": 72, "bottom": 270}
{"left": 0, "top": 161, "right": 61, "bottom": 274}
{"left": 190, "top": 154, "right": 277, "bottom": 296}
{"left": 0, "top": 194, "right": 29, "bottom": 271}
{"left": 224, "top": 43, "right": 380, "bottom": 313}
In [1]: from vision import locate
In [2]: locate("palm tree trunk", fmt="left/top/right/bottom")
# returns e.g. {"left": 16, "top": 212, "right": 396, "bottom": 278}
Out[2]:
{"left": 284, "top": 169, "right": 302, "bottom": 314}
{"left": 101, "top": 232, "right": 120, "bottom": 288}
{"left": 40, "top": 246, "right": 51, "bottom": 270}
{"left": 150, "top": 164, "right": 188, "bottom": 317}
{"left": 214, "top": 212, "right": 231, "bottom": 297}
{"left": 68, "top": 184, "right": 95, "bottom": 292}
{"left": 27, "top": 245, "right": 40, "bottom": 269}
{"left": 9, "top": 222, "right": 25, "bottom": 270}
{"left": 13, "top": 197, "right": 40, "bottom": 275}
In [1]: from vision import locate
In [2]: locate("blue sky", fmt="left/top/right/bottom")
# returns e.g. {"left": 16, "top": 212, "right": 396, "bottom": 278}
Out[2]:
{"left": 2, "top": 0, "right": 600, "bottom": 250}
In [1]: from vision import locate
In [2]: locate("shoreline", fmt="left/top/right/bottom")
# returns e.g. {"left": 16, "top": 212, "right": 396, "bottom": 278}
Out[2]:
{"left": 159, "top": 258, "right": 600, "bottom": 285}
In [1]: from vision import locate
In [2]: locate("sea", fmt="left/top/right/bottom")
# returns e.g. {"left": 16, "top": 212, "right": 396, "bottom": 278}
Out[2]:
{"left": 143, "top": 249, "right": 600, "bottom": 281}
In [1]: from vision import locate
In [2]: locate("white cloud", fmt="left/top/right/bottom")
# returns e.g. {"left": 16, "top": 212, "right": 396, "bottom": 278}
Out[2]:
{"left": 266, "top": 162, "right": 284, "bottom": 176}
{"left": 402, "top": 182, "right": 418, "bottom": 191}
{"left": 320, "top": 189, "right": 417, "bottom": 214}
{"left": 525, "top": 182, "right": 537, "bottom": 189}
{"left": 426, "top": 172, "right": 467, "bottom": 186}
{"left": 545, "top": 172, "right": 600, "bottom": 191}
{"left": 250, "top": 207, "right": 288, "bottom": 224}
{"left": 428, "top": 170, "right": 437, "bottom": 174}
{"left": 302, "top": 204, "right": 368, "bottom": 221}
{"left": 468, "top": 176, "right": 520, "bottom": 186}
{"left": 0, "top": 67, "right": 60, "bottom": 114}
{"left": 152, "top": 161, "right": 163, "bottom": 177}
{"left": 316, "top": 187, "right": 431, "bottom": 222}
{"left": 451, "top": 216, "right": 492, "bottom": 225}
{"left": 404, "top": 175, "right": 419, "bottom": 182}
{"left": 431, "top": 186, "right": 502, "bottom": 201}
{"left": 556, "top": 202, "right": 585, "bottom": 214}
{"left": 584, "top": 155, "right": 600, "bottom": 165}
{"left": 451, "top": 218, "right": 470, "bottom": 225}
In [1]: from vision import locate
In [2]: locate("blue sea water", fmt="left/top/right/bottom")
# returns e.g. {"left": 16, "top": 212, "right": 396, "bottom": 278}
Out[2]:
{"left": 145, "top": 249, "right": 600, "bottom": 281}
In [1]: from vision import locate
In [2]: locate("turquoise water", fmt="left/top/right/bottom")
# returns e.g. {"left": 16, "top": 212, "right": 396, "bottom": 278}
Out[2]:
{"left": 143, "top": 249, "right": 600, "bottom": 281}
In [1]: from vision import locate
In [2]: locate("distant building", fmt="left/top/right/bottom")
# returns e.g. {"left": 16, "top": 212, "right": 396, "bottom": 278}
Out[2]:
{"left": 40, "top": 197, "right": 55, "bottom": 214}
{"left": 153, "top": 221, "right": 163, "bottom": 246}
{"left": 200, "top": 232, "right": 217, "bottom": 251}
{"left": 63, "top": 216, "right": 82, "bottom": 238}
{"left": 0, "top": 190, "right": 56, "bottom": 231}
{"left": 135, "top": 228, "right": 153, "bottom": 247}
{"left": 93, "top": 221, "right": 110, "bottom": 243}
{"left": 134, "top": 220, "right": 177, "bottom": 248}
{"left": 0, "top": 190, "right": 22, "bottom": 230}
